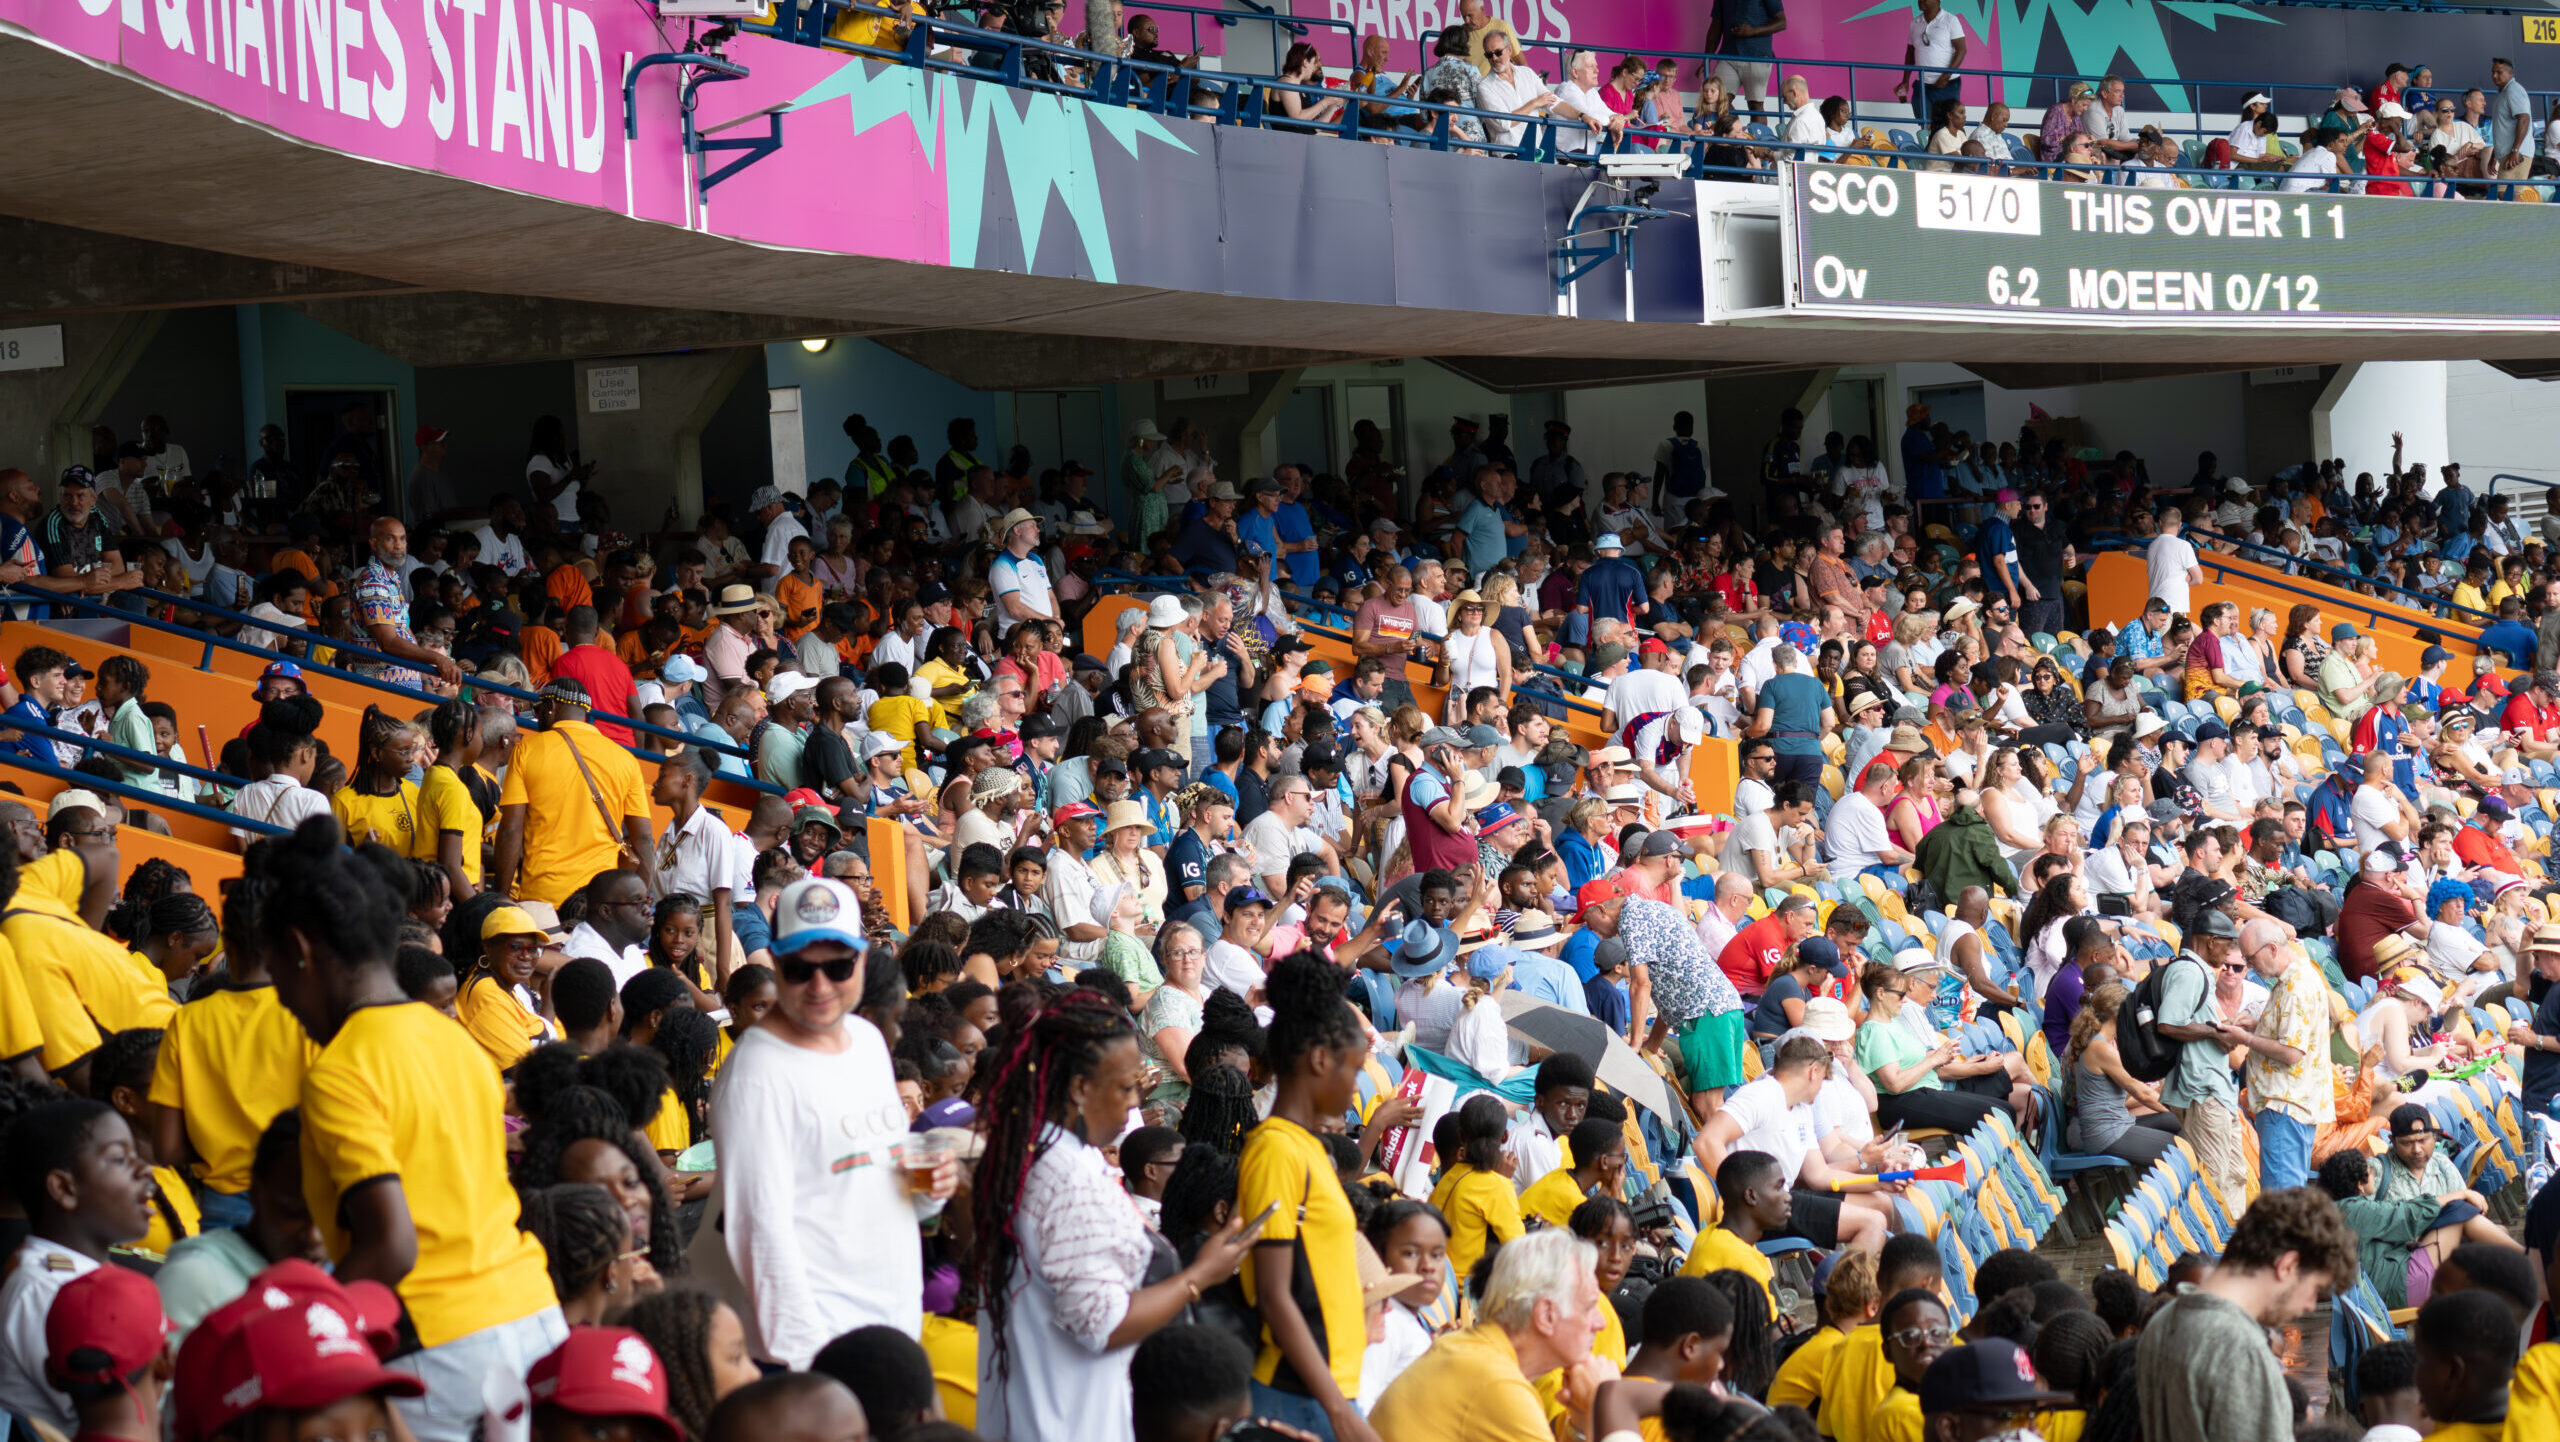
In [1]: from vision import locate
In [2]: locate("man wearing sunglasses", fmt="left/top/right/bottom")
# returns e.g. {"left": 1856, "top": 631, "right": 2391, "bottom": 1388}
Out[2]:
{"left": 690, "top": 875, "right": 957, "bottom": 1368}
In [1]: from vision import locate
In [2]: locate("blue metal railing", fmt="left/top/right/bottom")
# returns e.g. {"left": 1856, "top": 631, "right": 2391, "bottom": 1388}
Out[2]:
{"left": 0, "top": 714, "right": 248, "bottom": 793}
{"left": 2487, "top": 472, "right": 2560, "bottom": 503}
{"left": 4, "top": 584, "right": 782, "bottom": 792}
{"left": 1092, "top": 569, "right": 1617, "bottom": 720}
{"left": 743, "top": 2, "right": 2558, "bottom": 198}
{"left": 0, "top": 743, "right": 290, "bottom": 837}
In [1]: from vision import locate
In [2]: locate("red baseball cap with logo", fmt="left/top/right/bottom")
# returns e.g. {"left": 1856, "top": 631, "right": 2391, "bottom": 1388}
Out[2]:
{"left": 528, "top": 1327, "right": 686, "bottom": 1441}
{"left": 1053, "top": 800, "right": 1104, "bottom": 825}
{"left": 44, "top": 1265, "right": 168, "bottom": 1389}
{"left": 173, "top": 1261, "right": 416, "bottom": 1442}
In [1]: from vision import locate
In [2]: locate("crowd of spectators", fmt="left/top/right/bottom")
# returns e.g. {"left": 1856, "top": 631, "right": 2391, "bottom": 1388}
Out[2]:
{"left": 3, "top": 392, "right": 2560, "bottom": 1442}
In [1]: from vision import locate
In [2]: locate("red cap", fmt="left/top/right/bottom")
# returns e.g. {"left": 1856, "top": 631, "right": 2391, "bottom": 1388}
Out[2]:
{"left": 44, "top": 1265, "right": 168, "bottom": 1389}
{"left": 1053, "top": 800, "right": 1103, "bottom": 824}
{"left": 1638, "top": 637, "right": 1670, "bottom": 655}
{"left": 414, "top": 425, "right": 449, "bottom": 448}
{"left": 1575, "top": 875, "right": 1628, "bottom": 912}
{"left": 173, "top": 1262, "right": 416, "bottom": 1442}
{"left": 781, "top": 787, "right": 831, "bottom": 812}
{"left": 528, "top": 1328, "right": 686, "bottom": 1441}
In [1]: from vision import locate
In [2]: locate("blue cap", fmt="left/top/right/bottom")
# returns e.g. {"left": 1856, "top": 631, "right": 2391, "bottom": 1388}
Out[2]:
{"left": 1223, "top": 885, "right": 1274, "bottom": 915}
{"left": 1476, "top": 801, "right": 1523, "bottom": 835}
{"left": 770, "top": 876, "right": 868, "bottom": 956}
{"left": 1466, "top": 945, "right": 1517, "bottom": 983}
{"left": 1795, "top": 936, "right": 1848, "bottom": 979}
{"left": 260, "top": 659, "right": 304, "bottom": 681}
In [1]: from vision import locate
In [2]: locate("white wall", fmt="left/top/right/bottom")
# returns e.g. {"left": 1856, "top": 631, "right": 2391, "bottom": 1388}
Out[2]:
{"left": 2314, "top": 361, "right": 2447, "bottom": 484}
{"left": 1560, "top": 379, "right": 1710, "bottom": 487}
{"left": 1297, "top": 359, "right": 1513, "bottom": 496}
{"left": 2447, "top": 361, "right": 2560, "bottom": 488}
{"left": 1878, "top": 362, "right": 2249, "bottom": 482}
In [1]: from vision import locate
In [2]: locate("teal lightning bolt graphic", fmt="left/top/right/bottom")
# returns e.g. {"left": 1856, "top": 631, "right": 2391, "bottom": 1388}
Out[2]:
{"left": 787, "top": 60, "right": 1196, "bottom": 282}
{"left": 1849, "top": 0, "right": 2278, "bottom": 109}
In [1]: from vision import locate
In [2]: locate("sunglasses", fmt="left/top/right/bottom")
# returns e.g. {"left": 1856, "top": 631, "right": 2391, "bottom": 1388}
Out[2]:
{"left": 779, "top": 954, "right": 862, "bottom": 985}
{"left": 1887, "top": 1322, "right": 1952, "bottom": 1348}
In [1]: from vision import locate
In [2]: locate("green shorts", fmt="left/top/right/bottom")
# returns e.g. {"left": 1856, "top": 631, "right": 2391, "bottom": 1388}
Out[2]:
{"left": 1677, "top": 1009, "right": 1750, "bottom": 1094}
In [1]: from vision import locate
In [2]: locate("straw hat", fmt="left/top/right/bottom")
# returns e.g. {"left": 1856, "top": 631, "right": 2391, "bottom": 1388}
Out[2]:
{"left": 1102, "top": 799, "right": 1153, "bottom": 835}
{"left": 711, "top": 583, "right": 760, "bottom": 616}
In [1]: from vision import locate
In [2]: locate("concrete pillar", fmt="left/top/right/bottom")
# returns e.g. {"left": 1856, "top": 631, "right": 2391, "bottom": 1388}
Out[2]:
{"left": 1235, "top": 366, "right": 1305, "bottom": 480}
{"left": 2313, "top": 362, "right": 2447, "bottom": 486}
{"left": 569, "top": 350, "right": 755, "bottom": 528}
{"left": 0, "top": 313, "right": 164, "bottom": 478}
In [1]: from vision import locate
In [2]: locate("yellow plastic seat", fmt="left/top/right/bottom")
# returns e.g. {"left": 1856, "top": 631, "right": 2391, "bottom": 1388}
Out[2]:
{"left": 1821, "top": 764, "right": 1845, "bottom": 800}
{"left": 2214, "top": 696, "right": 2241, "bottom": 722}
{"left": 2292, "top": 688, "right": 2320, "bottom": 714}
{"left": 2325, "top": 717, "right": 2352, "bottom": 744}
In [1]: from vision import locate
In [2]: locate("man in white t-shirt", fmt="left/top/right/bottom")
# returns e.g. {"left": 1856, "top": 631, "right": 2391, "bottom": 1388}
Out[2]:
{"left": 1692, "top": 1036, "right": 1889, "bottom": 1253}
{"left": 987, "top": 509, "right": 1056, "bottom": 626}
{"left": 748, "top": 486, "right": 807, "bottom": 593}
{"left": 2182, "top": 722, "right": 2245, "bottom": 823}
{"left": 1826, "top": 760, "right": 1914, "bottom": 879}
{"left": 1242, "top": 774, "right": 1338, "bottom": 895}
{"left": 1604, "top": 642, "right": 1691, "bottom": 733}
{"left": 2145, "top": 508, "right": 2203, "bottom": 615}
{"left": 691, "top": 877, "right": 956, "bottom": 1365}
{"left": 1781, "top": 74, "right": 1825, "bottom": 150}
{"left": 2352, "top": 759, "right": 2412, "bottom": 863}
{"left": 1895, "top": 0, "right": 1966, "bottom": 127}
{"left": 2281, "top": 125, "right": 2353, "bottom": 193}
{"left": 563, "top": 869, "right": 653, "bottom": 986}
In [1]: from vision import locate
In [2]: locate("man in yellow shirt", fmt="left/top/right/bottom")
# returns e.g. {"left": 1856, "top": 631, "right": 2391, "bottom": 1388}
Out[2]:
{"left": 266, "top": 819, "right": 564, "bottom": 1442}
{"left": 1677, "top": 1149, "right": 1787, "bottom": 1319}
{"left": 495, "top": 679, "right": 661, "bottom": 907}
{"left": 1371, "top": 1229, "right": 1607, "bottom": 1442}
{"left": 2411, "top": 1290, "right": 2515, "bottom": 1442}
{"left": 7, "top": 826, "right": 174, "bottom": 1084}
{"left": 1519, "top": 1117, "right": 1626, "bottom": 1230}
{"left": 1457, "top": 0, "right": 1520, "bottom": 72}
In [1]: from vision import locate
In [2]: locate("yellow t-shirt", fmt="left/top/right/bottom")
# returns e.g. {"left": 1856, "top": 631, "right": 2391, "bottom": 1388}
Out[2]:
{"left": 919, "top": 1313, "right": 979, "bottom": 1431}
{"left": 1368, "top": 1321, "right": 1552, "bottom": 1442}
{"left": 1817, "top": 1325, "right": 1893, "bottom": 1442}
{"left": 1238, "top": 1114, "right": 1366, "bottom": 1400}
{"left": 915, "top": 658, "right": 973, "bottom": 716}
{"left": 136, "top": 1163, "right": 203, "bottom": 1260}
{"left": 1676, "top": 1226, "right": 1778, "bottom": 1317}
{"left": 2036, "top": 1408, "right": 2088, "bottom": 1442}
{"left": 456, "top": 973, "right": 556, "bottom": 1073}
{"left": 1532, "top": 1292, "right": 1626, "bottom": 1427}
{"left": 1874, "top": 1387, "right": 1925, "bottom": 1442}
{"left": 2423, "top": 1423, "right": 2503, "bottom": 1442}
{"left": 419, "top": 765, "right": 486, "bottom": 883}
{"left": 865, "top": 695, "right": 937, "bottom": 771}
{"left": 1430, "top": 1162, "right": 1527, "bottom": 1287}
{"left": 827, "top": 0, "right": 922, "bottom": 47}
{"left": 300, "top": 1000, "right": 557, "bottom": 1347}
{"left": 332, "top": 782, "right": 429, "bottom": 858}
{"left": 500, "top": 720, "right": 649, "bottom": 905}
{"left": 645, "top": 1084, "right": 691, "bottom": 1156}
{"left": 5, "top": 850, "right": 174, "bottom": 1069}
{"left": 1769, "top": 1325, "right": 1848, "bottom": 1411}
{"left": 0, "top": 933, "right": 44, "bottom": 1064}
{"left": 2508, "top": 1345, "right": 2559, "bottom": 1442}
{"left": 1518, "top": 1166, "right": 1592, "bottom": 1231}
{"left": 2453, "top": 583, "right": 2490, "bottom": 616}
{"left": 146, "top": 985, "right": 316, "bottom": 1193}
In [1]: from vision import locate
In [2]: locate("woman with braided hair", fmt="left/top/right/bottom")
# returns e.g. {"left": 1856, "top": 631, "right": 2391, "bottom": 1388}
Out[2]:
{"left": 514, "top": 1080, "right": 686, "bottom": 1282}
{"left": 331, "top": 706, "right": 429, "bottom": 858}
{"left": 127, "top": 892, "right": 218, "bottom": 1002}
{"left": 971, "top": 987, "right": 1264, "bottom": 1438}
{"left": 612, "top": 1288, "right": 760, "bottom": 1442}
{"left": 100, "top": 857, "right": 189, "bottom": 945}
{"left": 517, "top": 1182, "right": 646, "bottom": 1325}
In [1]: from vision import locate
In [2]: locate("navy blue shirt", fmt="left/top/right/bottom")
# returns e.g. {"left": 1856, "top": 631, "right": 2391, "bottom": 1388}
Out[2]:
{"left": 1171, "top": 519, "right": 1238, "bottom": 575}
{"left": 2483, "top": 619, "right": 2536, "bottom": 669}
{"left": 1577, "top": 557, "right": 1645, "bottom": 626}
{"left": 1719, "top": 0, "right": 1783, "bottom": 57}
{"left": 1166, "top": 829, "right": 1213, "bottom": 901}
{"left": 0, "top": 698, "right": 52, "bottom": 765}
{"left": 2524, "top": 976, "right": 2560, "bottom": 1116}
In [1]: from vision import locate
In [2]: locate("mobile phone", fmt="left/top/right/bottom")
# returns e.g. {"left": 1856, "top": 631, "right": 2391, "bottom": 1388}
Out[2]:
{"left": 1247, "top": 1200, "right": 1282, "bottom": 1231}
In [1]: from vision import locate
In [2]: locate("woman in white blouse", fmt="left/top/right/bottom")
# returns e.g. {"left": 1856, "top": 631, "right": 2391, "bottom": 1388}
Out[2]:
{"left": 1439, "top": 590, "right": 1512, "bottom": 723}
{"left": 972, "top": 994, "right": 1263, "bottom": 1438}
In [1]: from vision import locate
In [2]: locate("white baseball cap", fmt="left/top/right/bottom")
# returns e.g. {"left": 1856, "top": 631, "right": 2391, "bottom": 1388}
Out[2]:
{"left": 771, "top": 877, "right": 867, "bottom": 957}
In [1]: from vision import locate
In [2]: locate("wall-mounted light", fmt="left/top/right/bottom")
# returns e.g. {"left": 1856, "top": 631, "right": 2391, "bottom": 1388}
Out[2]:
{"left": 801, "top": 337, "right": 831, "bottom": 353}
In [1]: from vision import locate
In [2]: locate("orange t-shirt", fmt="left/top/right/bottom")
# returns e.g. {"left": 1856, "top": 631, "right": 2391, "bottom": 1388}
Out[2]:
{"left": 546, "top": 564, "right": 593, "bottom": 613}
{"left": 272, "top": 549, "right": 331, "bottom": 623}
{"left": 777, "top": 572, "right": 823, "bottom": 640}
{"left": 617, "top": 630, "right": 666, "bottom": 680}
{"left": 521, "top": 626, "right": 563, "bottom": 686}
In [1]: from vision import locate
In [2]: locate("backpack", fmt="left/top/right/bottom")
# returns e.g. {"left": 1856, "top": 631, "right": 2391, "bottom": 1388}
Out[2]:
{"left": 1665, "top": 436, "right": 1706, "bottom": 497}
{"left": 2115, "top": 952, "right": 2194, "bottom": 1085}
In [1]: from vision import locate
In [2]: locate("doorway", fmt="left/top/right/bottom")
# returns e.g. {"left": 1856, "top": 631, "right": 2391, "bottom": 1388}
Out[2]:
{"left": 1274, "top": 386, "right": 1334, "bottom": 476}
{"left": 283, "top": 386, "right": 399, "bottom": 511}
{"left": 1909, "top": 382, "right": 1987, "bottom": 451}
{"left": 1014, "top": 391, "right": 1107, "bottom": 477}
{"left": 1343, "top": 380, "right": 1405, "bottom": 504}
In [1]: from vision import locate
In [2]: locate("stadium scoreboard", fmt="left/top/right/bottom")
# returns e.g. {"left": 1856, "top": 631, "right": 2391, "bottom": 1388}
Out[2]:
{"left": 1780, "top": 161, "right": 2557, "bottom": 329}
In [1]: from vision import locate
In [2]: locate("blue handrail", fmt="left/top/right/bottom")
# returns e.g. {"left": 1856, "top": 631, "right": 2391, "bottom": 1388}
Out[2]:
{"left": 0, "top": 747, "right": 290, "bottom": 837}
{"left": 0, "top": 714, "right": 247, "bottom": 791}
{"left": 2486, "top": 473, "right": 2560, "bottom": 500}
{"left": 751, "top": 4, "right": 2557, "bottom": 197}
{"left": 23, "top": 583, "right": 756, "bottom": 763}
{"left": 1090, "top": 569, "right": 1615, "bottom": 719}
{"left": 2, "top": 585, "right": 782, "bottom": 792}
